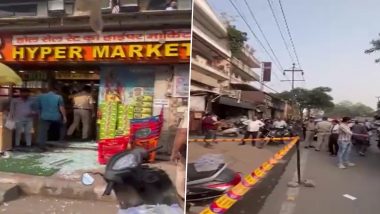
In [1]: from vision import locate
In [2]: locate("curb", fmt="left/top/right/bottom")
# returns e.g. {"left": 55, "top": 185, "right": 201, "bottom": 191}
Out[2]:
{"left": 0, "top": 172, "right": 117, "bottom": 202}
{"left": 226, "top": 145, "right": 296, "bottom": 214}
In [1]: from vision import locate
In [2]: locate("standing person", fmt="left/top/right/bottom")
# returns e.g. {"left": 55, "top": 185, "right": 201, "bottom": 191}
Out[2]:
{"left": 273, "top": 117, "right": 287, "bottom": 129}
{"left": 328, "top": 120, "right": 340, "bottom": 156}
{"left": 170, "top": 110, "right": 187, "bottom": 200}
{"left": 166, "top": 0, "right": 178, "bottom": 10}
{"left": 315, "top": 117, "right": 332, "bottom": 151}
{"left": 202, "top": 113, "right": 219, "bottom": 147}
{"left": 302, "top": 119, "right": 307, "bottom": 140}
{"left": 337, "top": 117, "right": 355, "bottom": 169}
{"left": 36, "top": 86, "right": 67, "bottom": 150}
{"left": 9, "top": 89, "right": 35, "bottom": 148}
{"left": 351, "top": 121, "right": 369, "bottom": 156}
{"left": 304, "top": 117, "right": 316, "bottom": 148}
{"left": 239, "top": 116, "right": 264, "bottom": 146}
{"left": 67, "top": 85, "right": 95, "bottom": 141}
{"left": 273, "top": 117, "right": 287, "bottom": 144}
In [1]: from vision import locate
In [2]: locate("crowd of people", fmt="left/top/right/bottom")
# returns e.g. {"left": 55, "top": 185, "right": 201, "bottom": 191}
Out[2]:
{"left": 200, "top": 112, "right": 374, "bottom": 169}
{"left": 7, "top": 85, "right": 95, "bottom": 152}
{"left": 200, "top": 113, "right": 291, "bottom": 148}
{"left": 303, "top": 116, "right": 371, "bottom": 169}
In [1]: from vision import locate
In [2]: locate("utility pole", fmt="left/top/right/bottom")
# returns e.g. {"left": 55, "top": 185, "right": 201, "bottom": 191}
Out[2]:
{"left": 281, "top": 63, "right": 304, "bottom": 90}
{"left": 282, "top": 63, "right": 304, "bottom": 184}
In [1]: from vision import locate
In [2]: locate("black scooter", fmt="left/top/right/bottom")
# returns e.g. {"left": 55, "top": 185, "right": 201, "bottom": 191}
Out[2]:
{"left": 81, "top": 146, "right": 181, "bottom": 212}
{"left": 186, "top": 162, "right": 241, "bottom": 209}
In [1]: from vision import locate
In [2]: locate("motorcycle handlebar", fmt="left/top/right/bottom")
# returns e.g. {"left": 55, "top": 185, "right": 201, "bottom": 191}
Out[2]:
{"left": 146, "top": 145, "right": 163, "bottom": 154}
{"left": 103, "top": 181, "right": 114, "bottom": 196}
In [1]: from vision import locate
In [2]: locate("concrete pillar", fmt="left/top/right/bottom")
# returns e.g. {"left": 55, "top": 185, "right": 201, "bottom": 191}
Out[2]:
{"left": 153, "top": 66, "right": 174, "bottom": 154}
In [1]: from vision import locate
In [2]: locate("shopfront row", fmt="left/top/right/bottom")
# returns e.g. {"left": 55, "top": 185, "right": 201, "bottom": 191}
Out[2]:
{"left": 8, "top": 85, "right": 95, "bottom": 150}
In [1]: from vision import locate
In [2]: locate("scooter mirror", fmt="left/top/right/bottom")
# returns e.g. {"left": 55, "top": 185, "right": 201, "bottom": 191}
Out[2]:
{"left": 81, "top": 173, "right": 95, "bottom": 186}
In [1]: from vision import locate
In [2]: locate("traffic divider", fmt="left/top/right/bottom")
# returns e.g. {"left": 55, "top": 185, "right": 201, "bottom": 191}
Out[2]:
{"left": 199, "top": 136, "right": 300, "bottom": 214}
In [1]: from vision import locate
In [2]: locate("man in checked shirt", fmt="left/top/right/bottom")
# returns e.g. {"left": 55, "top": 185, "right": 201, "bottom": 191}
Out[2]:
{"left": 337, "top": 117, "right": 368, "bottom": 169}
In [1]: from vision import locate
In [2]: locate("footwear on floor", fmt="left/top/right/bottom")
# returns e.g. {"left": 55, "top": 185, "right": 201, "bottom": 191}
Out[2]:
{"left": 304, "top": 146, "right": 309, "bottom": 149}
{"left": 338, "top": 164, "right": 346, "bottom": 169}
{"left": 346, "top": 162, "right": 356, "bottom": 167}
{"left": 359, "top": 152, "right": 365, "bottom": 156}
{"left": 315, "top": 149, "right": 320, "bottom": 151}
{"left": 238, "top": 143, "right": 245, "bottom": 146}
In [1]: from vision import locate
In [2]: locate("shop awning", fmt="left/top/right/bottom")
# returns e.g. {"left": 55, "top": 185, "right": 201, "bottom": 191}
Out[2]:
{"left": 218, "top": 96, "right": 255, "bottom": 110}
{"left": 0, "top": 63, "right": 22, "bottom": 86}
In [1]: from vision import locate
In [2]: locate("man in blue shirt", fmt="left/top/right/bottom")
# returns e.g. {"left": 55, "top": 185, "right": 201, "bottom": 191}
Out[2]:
{"left": 36, "top": 86, "right": 67, "bottom": 149}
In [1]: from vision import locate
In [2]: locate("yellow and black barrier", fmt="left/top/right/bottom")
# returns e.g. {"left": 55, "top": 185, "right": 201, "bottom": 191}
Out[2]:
{"left": 199, "top": 136, "right": 300, "bottom": 214}
{"left": 188, "top": 137, "right": 293, "bottom": 143}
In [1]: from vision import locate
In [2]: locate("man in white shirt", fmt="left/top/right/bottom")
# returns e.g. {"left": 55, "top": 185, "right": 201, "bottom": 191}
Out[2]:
{"left": 239, "top": 116, "right": 264, "bottom": 146}
{"left": 273, "top": 117, "right": 287, "bottom": 129}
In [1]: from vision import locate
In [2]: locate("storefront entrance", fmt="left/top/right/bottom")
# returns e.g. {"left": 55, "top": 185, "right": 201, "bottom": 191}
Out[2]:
{"left": 1, "top": 65, "right": 101, "bottom": 144}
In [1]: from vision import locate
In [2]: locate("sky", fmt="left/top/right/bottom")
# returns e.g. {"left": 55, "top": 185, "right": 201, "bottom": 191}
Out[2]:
{"left": 207, "top": 0, "right": 380, "bottom": 109}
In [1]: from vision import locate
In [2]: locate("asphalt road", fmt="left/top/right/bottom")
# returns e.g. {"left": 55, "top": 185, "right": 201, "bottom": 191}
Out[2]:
{"left": 258, "top": 141, "right": 380, "bottom": 214}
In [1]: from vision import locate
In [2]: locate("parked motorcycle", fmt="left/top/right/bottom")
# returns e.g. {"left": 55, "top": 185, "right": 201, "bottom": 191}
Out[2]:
{"left": 186, "top": 162, "right": 241, "bottom": 209}
{"left": 261, "top": 127, "right": 293, "bottom": 145}
{"left": 80, "top": 146, "right": 182, "bottom": 214}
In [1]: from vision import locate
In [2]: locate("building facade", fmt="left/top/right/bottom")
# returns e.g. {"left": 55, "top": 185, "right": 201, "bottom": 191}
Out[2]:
{"left": 189, "top": 0, "right": 261, "bottom": 134}
{"left": 0, "top": 0, "right": 192, "bottom": 154}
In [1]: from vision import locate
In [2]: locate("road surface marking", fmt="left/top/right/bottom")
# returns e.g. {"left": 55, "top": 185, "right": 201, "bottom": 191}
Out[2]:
{"left": 279, "top": 148, "right": 310, "bottom": 214}
{"left": 343, "top": 194, "right": 357, "bottom": 200}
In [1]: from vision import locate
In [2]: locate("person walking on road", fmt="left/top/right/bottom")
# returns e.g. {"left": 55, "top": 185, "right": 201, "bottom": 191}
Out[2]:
{"left": 337, "top": 117, "right": 355, "bottom": 169}
{"left": 67, "top": 85, "right": 95, "bottom": 141}
{"left": 351, "top": 121, "right": 369, "bottom": 156}
{"left": 36, "top": 86, "right": 67, "bottom": 150}
{"left": 328, "top": 119, "right": 340, "bottom": 156}
{"left": 9, "top": 89, "right": 36, "bottom": 148}
{"left": 202, "top": 113, "right": 220, "bottom": 147}
{"left": 315, "top": 117, "right": 332, "bottom": 151}
{"left": 239, "top": 116, "right": 264, "bottom": 146}
{"left": 304, "top": 117, "right": 316, "bottom": 148}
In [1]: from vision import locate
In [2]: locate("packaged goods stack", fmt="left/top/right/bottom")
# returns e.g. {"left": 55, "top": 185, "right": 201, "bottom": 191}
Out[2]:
{"left": 116, "top": 104, "right": 130, "bottom": 136}
{"left": 98, "top": 102, "right": 118, "bottom": 139}
{"left": 132, "top": 96, "right": 153, "bottom": 119}
{"left": 97, "top": 92, "right": 160, "bottom": 164}
{"left": 98, "top": 101, "right": 129, "bottom": 164}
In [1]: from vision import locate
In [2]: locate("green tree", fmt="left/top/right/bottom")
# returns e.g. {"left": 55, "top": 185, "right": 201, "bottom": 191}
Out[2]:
{"left": 365, "top": 34, "right": 380, "bottom": 63}
{"left": 227, "top": 25, "right": 248, "bottom": 56}
{"left": 325, "top": 101, "right": 374, "bottom": 118}
{"left": 277, "top": 87, "right": 334, "bottom": 118}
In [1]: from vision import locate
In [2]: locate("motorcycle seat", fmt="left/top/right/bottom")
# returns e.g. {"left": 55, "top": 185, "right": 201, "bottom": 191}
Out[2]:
{"left": 187, "top": 163, "right": 226, "bottom": 182}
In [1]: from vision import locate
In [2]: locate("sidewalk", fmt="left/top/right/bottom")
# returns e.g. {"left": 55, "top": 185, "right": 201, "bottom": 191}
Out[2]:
{"left": 0, "top": 145, "right": 178, "bottom": 203}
